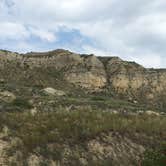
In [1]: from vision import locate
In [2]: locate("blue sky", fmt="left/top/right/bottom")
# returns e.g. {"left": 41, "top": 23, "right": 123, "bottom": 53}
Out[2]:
{"left": 0, "top": 0, "right": 166, "bottom": 68}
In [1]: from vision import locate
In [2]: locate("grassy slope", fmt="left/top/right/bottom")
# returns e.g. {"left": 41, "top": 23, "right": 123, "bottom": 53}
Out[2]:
{"left": 0, "top": 110, "right": 166, "bottom": 165}
{"left": 0, "top": 64, "right": 165, "bottom": 165}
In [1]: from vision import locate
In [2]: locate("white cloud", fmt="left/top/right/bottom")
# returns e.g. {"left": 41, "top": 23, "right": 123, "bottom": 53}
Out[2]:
{"left": 131, "top": 53, "right": 162, "bottom": 68}
{"left": 0, "top": 22, "right": 29, "bottom": 39}
{"left": 29, "top": 27, "right": 56, "bottom": 42}
{"left": 0, "top": 22, "right": 56, "bottom": 43}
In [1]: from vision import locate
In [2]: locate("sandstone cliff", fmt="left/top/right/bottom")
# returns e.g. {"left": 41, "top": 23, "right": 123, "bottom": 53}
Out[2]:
{"left": 0, "top": 49, "right": 166, "bottom": 110}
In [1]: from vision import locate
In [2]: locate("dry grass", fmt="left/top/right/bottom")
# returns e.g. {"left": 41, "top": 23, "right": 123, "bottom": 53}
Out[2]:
{"left": 0, "top": 109, "right": 165, "bottom": 153}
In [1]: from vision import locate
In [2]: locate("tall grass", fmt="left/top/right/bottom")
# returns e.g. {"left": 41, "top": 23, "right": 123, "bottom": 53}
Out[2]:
{"left": 0, "top": 109, "right": 165, "bottom": 153}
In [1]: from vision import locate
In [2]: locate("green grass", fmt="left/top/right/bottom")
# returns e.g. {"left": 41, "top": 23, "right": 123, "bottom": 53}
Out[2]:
{"left": 0, "top": 109, "right": 166, "bottom": 153}
{"left": 47, "top": 95, "right": 148, "bottom": 112}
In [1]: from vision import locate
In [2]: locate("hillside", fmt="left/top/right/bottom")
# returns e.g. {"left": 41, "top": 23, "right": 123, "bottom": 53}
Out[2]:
{"left": 0, "top": 49, "right": 166, "bottom": 111}
{"left": 0, "top": 49, "right": 165, "bottom": 165}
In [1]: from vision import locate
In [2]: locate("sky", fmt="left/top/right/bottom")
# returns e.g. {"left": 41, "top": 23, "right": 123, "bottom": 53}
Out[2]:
{"left": 0, "top": 0, "right": 166, "bottom": 68}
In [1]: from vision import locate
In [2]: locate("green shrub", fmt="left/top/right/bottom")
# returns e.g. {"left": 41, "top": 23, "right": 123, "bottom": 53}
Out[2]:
{"left": 12, "top": 98, "right": 32, "bottom": 109}
{"left": 142, "top": 143, "right": 166, "bottom": 166}
{"left": 90, "top": 96, "right": 106, "bottom": 101}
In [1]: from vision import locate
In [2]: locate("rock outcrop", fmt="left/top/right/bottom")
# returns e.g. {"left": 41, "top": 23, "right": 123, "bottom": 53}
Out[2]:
{"left": 0, "top": 49, "right": 166, "bottom": 109}
{"left": 65, "top": 55, "right": 107, "bottom": 90}
{"left": 0, "top": 91, "right": 16, "bottom": 103}
{"left": 104, "top": 57, "right": 166, "bottom": 105}
{"left": 43, "top": 87, "right": 66, "bottom": 96}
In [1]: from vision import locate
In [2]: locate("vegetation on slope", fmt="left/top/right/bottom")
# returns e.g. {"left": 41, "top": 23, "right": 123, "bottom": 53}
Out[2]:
{"left": 0, "top": 109, "right": 165, "bottom": 165}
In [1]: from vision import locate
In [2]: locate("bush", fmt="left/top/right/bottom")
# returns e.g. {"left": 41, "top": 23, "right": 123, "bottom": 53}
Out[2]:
{"left": 142, "top": 143, "right": 166, "bottom": 166}
{"left": 12, "top": 98, "right": 32, "bottom": 109}
{"left": 90, "top": 96, "right": 106, "bottom": 101}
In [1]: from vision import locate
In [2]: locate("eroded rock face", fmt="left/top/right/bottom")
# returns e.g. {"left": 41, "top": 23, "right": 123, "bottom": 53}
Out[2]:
{"left": 22, "top": 49, "right": 83, "bottom": 69}
{"left": 0, "top": 49, "right": 166, "bottom": 107}
{"left": 65, "top": 55, "right": 107, "bottom": 90}
{"left": 105, "top": 57, "right": 166, "bottom": 104}
{"left": 87, "top": 132, "right": 145, "bottom": 165}
{"left": 66, "top": 72, "right": 107, "bottom": 90}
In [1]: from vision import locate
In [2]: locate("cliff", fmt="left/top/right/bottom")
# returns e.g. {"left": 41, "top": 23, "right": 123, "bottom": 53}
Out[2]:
{"left": 0, "top": 49, "right": 166, "bottom": 110}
